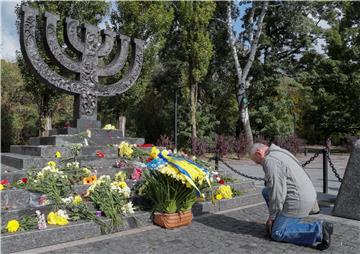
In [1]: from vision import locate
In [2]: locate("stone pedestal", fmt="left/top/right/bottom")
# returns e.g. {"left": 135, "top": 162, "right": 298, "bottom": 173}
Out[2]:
{"left": 332, "top": 139, "right": 360, "bottom": 220}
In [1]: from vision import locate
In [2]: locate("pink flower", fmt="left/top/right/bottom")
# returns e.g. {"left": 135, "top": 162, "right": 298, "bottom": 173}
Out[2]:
{"left": 131, "top": 168, "right": 143, "bottom": 181}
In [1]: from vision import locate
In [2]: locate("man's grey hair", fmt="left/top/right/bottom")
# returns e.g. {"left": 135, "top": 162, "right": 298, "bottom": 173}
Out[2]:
{"left": 249, "top": 143, "right": 268, "bottom": 157}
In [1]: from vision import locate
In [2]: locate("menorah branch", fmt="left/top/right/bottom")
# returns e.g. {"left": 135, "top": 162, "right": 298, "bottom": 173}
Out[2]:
{"left": 44, "top": 12, "right": 81, "bottom": 73}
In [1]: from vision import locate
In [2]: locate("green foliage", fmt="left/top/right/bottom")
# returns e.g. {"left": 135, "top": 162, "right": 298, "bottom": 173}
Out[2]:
{"left": 297, "top": 1, "right": 360, "bottom": 144}
{"left": 249, "top": 75, "right": 311, "bottom": 137}
{"left": 140, "top": 170, "right": 197, "bottom": 213}
{"left": 1, "top": 60, "right": 38, "bottom": 151}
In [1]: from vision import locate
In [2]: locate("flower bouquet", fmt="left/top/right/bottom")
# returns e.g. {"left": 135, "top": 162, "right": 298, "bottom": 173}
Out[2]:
{"left": 26, "top": 162, "right": 72, "bottom": 206}
{"left": 138, "top": 148, "right": 211, "bottom": 229}
{"left": 86, "top": 175, "right": 134, "bottom": 232}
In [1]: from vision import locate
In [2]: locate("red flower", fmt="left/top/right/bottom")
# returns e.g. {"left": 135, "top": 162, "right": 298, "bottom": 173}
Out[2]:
{"left": 21, "top": 178, "right": 28, "bottom": 184}
{"left": 146, "top": 157, "right": 153, "bottom": 163}
{"left": 96, "top": 151, "right": 105, "bottom": 158}
{"left": 138, "top": 144, "right": 153, "bottom": 148}
{"left": 0, "top": 179, "right": 9, "bottom": 185}
{"left": 218, "top": 179, "right": 225, "bottom": 185}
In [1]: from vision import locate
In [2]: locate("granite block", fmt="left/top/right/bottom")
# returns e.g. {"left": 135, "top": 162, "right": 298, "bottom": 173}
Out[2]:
{"left": 333, "top": 139, "right": 360, "bottom": 220}
{"left": 1, "top": 220, "right": 101, "bottom": 253}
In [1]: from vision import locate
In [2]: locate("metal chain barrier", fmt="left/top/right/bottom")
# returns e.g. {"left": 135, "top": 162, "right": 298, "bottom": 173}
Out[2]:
{"left": 216, "top": 157, "right": 265, "bottom": 181}
{"left": 324, "top": 148, "right": 343, "bottom": 182}
{"left": 301, "top": 150, "right": 322, "bottom": 168}
{"left": 209, "top": 145, "right": 343, "bottom": 183}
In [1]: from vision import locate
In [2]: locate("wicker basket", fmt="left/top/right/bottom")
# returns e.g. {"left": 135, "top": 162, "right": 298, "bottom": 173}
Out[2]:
{"left": 153, "top": 210, "right": 193, "bottom": 229}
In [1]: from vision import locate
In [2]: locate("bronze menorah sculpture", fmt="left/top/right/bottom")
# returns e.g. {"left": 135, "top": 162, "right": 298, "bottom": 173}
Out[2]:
{"left": 20, "top": 6, "right": 144, "bottom": 130}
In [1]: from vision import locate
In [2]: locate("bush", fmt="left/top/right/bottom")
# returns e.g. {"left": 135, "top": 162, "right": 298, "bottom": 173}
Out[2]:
{"left": 233, "top": 134, "right": 247, "bottom": 158}
{"left": 214, "top": 134, "right": 232, "bottom": 157}
{"left": 156, "top": 134, "right": 174, "bottom": 149}
{"left": 191, "top": 137, "right": 208, "bottom": 157}
{"left": 273, "top": 134, "right": 304, "bottom": 155}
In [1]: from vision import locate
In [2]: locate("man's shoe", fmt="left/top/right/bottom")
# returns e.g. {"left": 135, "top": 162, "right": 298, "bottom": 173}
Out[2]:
{"left": 316, "top": 222, "right": 334, "bottom": 251}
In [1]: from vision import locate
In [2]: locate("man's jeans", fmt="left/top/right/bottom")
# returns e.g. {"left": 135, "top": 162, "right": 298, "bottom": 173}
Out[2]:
{"left": 262, "top": 188, "right": 323, "bottom": 246}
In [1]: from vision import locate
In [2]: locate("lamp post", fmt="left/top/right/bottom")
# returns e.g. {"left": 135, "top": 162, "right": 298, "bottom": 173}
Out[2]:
{"left": 174, "top": 88, "right": 178, "bottom": 149}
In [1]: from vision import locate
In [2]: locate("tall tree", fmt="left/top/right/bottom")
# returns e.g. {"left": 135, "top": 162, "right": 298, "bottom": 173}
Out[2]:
{"left": 227, "top": 1, "right": 269, "bottom": 148}
{"left": 298, "top": 1, "right": 360, "bottom": 143}
{"left": 178, "top": 1, "right": 215, "bottom": 140}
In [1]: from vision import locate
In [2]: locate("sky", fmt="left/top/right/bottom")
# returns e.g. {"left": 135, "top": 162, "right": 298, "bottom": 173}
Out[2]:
{"left": 1, "top": 0, "right": 21, "bottom": 61}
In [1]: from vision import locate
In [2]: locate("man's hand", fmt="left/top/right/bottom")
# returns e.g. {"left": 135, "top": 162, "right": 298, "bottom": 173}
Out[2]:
{"left": 265, "top": 218, "right": 273, "bottom": 236}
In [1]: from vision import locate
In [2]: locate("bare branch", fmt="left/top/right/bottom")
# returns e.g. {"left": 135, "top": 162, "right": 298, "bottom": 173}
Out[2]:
{"left": 241, "top": 1, "right": 268, "bottom": 84}
{"left": 248, "top": 3, "right": 255, "bottom": 45}
{"left": 227, "top": 1, "right": 243, "bottom": 84}
{"left": 215, "top": 18, "right": 227, "bottom": 24}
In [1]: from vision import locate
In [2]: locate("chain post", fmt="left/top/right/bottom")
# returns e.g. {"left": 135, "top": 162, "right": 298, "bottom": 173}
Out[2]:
{"left": 215, "top": 153, "right": 219, "bottom": 171}
{"left": 322, "top": 148, "right": 328, "bottom": 194}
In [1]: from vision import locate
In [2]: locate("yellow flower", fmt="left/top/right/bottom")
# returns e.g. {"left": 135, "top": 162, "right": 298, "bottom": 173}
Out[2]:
{"left": 103, "top": 124, "right": 116, "bottom": 130}
{"left": 55, "top": 216, "right": 68, "bottom": 226}
{"left": 72, "top": 195, "right": 82, "bottom": 205}
{"left": 118, "top": 181, "right": 127, "bottom": 189}
{"left": 218, "top": 185, "right": 233, "bottom": 199}
{"left": 149, "top": 146, "right": 160, "bottom": 159}
{"left": 47, "top": 212, "right": 57, "bottom": 225}
{"left": 6, "top": 220, "right": 20, "bottom": 233}
{"left": 115, "top": 171, "right": 127, "bottom": 181}
{"left": 0, "top": 184, "right": 4, "bottom": 191}
{"left": 55, "top": 151, "right": 62, "bottom": 158}
{"left": 119, "top": 142, "right": 133, "bottom": 158}
{"left": 47, "top": 211, "right": 69, "bottom": 226}
{"left": 215, "top": 194, "right": 223, "bottom": 200}
{"left": 47, "top": 161, "right": 56, "bottom": 167}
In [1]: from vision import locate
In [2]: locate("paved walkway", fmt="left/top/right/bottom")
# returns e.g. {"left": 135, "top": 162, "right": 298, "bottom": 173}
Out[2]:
{"left": 17, "top": 203, "right": 359, "bottom": 254}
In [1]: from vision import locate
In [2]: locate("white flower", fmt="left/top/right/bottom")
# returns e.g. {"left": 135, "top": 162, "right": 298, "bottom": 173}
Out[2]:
{"left": 61, "top": 196, "right": 73, "bottom": 205}
{"left": 98, "top": 175, "right": 111, "bottom": 183}
{"left": 57, "top": 209, "right": 69, "bottom": 219}
{"left": 121, "top": 202, "right": 135, "bottom": 215}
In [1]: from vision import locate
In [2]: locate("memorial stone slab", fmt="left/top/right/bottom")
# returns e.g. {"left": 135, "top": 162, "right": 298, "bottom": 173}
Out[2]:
{"left": 332, "top": 139, "right": 360, "bottom": 220}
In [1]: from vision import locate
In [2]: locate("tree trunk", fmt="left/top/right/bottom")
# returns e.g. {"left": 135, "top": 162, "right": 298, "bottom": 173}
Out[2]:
{"left": 227, "top": 1, "right": 268, "bottom": 150}
{"left": 190, "top": 82, "right": 197, "bottom": 139}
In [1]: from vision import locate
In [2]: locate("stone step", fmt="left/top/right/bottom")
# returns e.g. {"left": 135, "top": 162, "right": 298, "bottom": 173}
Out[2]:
{"left": 30, "top": 135, "right": 144, "bottom": 146}
{"left": 1, "top": 189, "right": 263, "bottom": 253}
{"left": 49, "top": 128, "right": 126, "bottom": 137}
{"left": 1, "top": 205, "right": 54, "bottom": 226}
{"left": 0, "top": 153, "right": 122, "bottom": 170}
{"left": 1, "top": 211, "right": 152, "bottom": 254}
{"left": 10, "top": 145, "right": 119, "bottom": 158}
{"left": 0, "top": 169, "right": 26, "bottom": 183}
{"left": 192, "top": 188, "right": 264, "bottom": 216}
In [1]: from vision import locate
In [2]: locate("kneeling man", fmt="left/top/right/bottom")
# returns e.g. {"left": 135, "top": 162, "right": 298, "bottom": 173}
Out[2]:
{"left": 249, "top": 143, "right": 333, "bottom": 250}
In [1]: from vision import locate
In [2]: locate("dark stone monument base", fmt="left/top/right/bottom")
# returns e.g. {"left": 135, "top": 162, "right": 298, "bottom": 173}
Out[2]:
{"left": 29, "top": 135, "right": 144, "bottom": 146}
{"left": 332, "top": 139, "right": 360, "bottom": 221}
{"left": 49, "top": 128, "right": 126, "bottom": 137}
{"left": 75, "top": 119, "right": 101, "bottom": 130}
